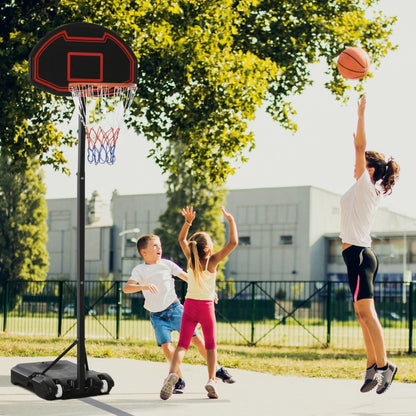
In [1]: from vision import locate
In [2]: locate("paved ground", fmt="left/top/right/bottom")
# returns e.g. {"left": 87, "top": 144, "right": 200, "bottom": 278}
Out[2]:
{"left": 0, "top": 356, "right": 415, "bottom": 416}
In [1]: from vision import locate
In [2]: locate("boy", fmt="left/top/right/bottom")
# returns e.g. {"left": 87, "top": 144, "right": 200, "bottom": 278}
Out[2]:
{"left": 123, "top": 234, "right": 235, "bottom": 393}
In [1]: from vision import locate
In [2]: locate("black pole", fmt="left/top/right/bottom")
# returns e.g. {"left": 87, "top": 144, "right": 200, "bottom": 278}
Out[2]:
{"left": 77, "top": 97, "right": 86, "bottom": 390}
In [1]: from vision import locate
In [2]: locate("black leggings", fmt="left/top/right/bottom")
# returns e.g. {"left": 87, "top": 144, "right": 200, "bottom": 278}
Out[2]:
{"left": 342, "top": 245, "right": 379, "bottom": 302}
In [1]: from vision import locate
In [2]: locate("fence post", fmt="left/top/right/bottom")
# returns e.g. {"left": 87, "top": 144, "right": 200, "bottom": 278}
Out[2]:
{"left": 326, "top": 281, "right": 332, "bottom": 346}
{"left": 116, "top": 281, "right": 122, "bottom": 340}
{"left": 250, "top": 282, "right": 256, "bottom": 345}
{"left": 2, "top": 281, "right": 8, "bottom": 332}
{"left": 408, "top": 282, "right": 413, "bottom": 354}
{"left": 57, "top": 281, "right": 63, "bottom": 337}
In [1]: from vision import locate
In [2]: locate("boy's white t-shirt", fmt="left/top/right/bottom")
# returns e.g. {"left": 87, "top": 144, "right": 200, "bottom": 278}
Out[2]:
{"left": 129, "top": 259, "right": 184, "bottom": 313}
{"left": 340, "top": 170, "right": 381, "bottom": 247}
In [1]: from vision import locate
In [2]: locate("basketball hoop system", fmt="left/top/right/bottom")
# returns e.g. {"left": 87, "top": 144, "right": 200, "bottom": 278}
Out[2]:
{"left": 20, "top": 22, "right": 139, "bottom": 400}
{"left": 70, "top": 82, "right": 137, "bottom": 165}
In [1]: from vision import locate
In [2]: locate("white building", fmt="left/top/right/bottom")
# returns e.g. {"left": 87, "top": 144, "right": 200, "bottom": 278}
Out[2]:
{"left": 46, "top": 186, "right": 416, "bottom": 283}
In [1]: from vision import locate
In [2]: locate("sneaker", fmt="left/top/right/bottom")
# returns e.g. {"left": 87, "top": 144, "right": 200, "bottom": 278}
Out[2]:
{"left": 360, "top": 364, "right": 378, "bottom": 393}
{"left": 216, "top": 367, "right": 235, "bottom": 383}
{"left": 205, "top": 380, "right": 218, "bottom": 399}
{"left": 376, "top": 362, "right": 397, "bottom": 394}
{"left": 160, "top": 373, "right": 179, "bottom": 400}
{"left": 173, "top": 378, "right": 185, "bottom": 394}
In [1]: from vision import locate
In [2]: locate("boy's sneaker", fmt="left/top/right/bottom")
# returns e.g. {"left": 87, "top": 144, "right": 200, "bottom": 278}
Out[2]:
{"left": 160, "top": 373, "right": 179, "bottom": 400}
{"left": 360, "top": 364, "right": 378, "bottom": 393}
{"left": 173, "top": 378, "right": 185, "bottom": 394}
{"left": 205, "top": 380, "right": 219, "bottom": 399}
{"left": 376, "top": 362, "right": 397, "bottom": 394}
{"left": 216, "top": 367, "right": 235, "bottom": 383}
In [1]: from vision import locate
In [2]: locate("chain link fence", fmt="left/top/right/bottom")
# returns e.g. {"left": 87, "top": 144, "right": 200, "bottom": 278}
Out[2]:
{"left": 0, "top": 279, "right": 414, "bottom": 352}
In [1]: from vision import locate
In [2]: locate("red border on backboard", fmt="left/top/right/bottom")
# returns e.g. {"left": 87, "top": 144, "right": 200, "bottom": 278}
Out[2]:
{"left": 31, "top": 26, "right": 137, "bottom": 96}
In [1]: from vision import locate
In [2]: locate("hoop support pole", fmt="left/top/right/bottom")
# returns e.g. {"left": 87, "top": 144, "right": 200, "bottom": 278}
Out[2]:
{"left": 76, "top": 96, "right": 87, "bottom": 390}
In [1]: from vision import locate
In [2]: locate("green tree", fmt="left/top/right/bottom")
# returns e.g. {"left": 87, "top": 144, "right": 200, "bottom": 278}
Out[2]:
{"left": 154, "top": 181, "right": 228, "bottom": 272}
{"left": 2, "top": 0, "right": 395, "bottom": 181}
{"left": 0, "top": 1, "right": 76, "bottom": 171}
{"left": 154, "top": 149, "right": 228, "bottom": 279}
{"left": 118, "top": 0, "right": 395, "bottom": 184}
{"left": 0, "top": 155, "right": 49, "bottom": 310}
{"left": 154, "top": 143, "right": 237, "bottom": 297}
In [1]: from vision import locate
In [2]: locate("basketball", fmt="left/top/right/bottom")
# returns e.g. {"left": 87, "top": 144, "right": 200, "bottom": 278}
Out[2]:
{"left": 337, "top": 47, "right": 370, "bottom": 80}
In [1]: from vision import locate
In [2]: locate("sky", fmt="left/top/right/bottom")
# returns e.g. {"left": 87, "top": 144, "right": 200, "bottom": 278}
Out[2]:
{"left": 43, "top": 0, "right": 416, "bottom": 219}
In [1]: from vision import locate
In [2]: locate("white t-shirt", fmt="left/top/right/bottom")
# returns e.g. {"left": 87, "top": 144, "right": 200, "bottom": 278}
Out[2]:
{"left": 129, "top": 259, "right": 184, "bottom": 313}
{"left": 340, "top": 170, "right": 381, "bottom": 247}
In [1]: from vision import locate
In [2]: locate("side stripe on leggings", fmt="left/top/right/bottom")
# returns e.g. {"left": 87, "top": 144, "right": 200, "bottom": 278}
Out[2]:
{"left": 354, "top": 275, "right": 360, "bottom": 302}
{"left": 354, "top": 250, "right": 365, "bottom": 303}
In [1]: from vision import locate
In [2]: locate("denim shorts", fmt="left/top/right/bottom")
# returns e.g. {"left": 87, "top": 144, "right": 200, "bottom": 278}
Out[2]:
{"left": 149, "top": 301, "right": 197, "bottom": 346}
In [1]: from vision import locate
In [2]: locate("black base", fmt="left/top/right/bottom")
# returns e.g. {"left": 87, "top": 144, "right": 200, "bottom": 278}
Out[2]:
{"left": 11, "top": 360, "right": 114, "bottom": 400}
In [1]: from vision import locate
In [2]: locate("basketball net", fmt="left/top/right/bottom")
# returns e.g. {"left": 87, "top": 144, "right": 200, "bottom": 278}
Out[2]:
{"left": 70, "top": 83, "right": 136, "bottom": 165}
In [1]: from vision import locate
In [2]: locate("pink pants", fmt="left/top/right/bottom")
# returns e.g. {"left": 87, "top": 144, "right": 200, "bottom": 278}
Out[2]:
{"left": 178, "top": 298, "right": 216, "bottom": 350}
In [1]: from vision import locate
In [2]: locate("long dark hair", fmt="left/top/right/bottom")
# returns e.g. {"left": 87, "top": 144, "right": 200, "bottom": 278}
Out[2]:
{"left": 365, "top": 151, "right": 400, "bottom": 195}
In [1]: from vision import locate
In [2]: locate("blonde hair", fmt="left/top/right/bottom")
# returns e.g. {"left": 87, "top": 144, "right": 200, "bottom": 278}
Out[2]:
{"left": 188, "top": 232, "right": 212, "bottom": 288}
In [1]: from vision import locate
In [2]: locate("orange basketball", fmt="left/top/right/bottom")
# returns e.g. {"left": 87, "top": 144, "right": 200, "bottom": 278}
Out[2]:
{"left": 337, "top": 47, "right": 370, "bottom": 80}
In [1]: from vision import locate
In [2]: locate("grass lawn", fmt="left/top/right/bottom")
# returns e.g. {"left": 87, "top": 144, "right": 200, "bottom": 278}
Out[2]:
{"left": 1, "top": 333, "right": 415, "bottom": 383}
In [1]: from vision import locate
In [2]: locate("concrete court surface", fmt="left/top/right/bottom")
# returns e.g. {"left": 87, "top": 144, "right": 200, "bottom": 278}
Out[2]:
{"left": 0, "top": 356, "right": 415, "bottom": 416}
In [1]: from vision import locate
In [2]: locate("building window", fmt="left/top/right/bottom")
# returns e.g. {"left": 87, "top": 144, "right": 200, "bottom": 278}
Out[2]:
{"left": 280, "top": 235, "right": 293, "bottom": 245}
{"left": 372, "top": 237, "right": 406, "bottom": 264}
{"left": 410, "top": 238, "right": 416, "bottom": 264}
{"left": 239, "top": 236, "right": 251, "bottom": 246}
{"left": 328, "top": 239, "right": 343, "bottom": 264}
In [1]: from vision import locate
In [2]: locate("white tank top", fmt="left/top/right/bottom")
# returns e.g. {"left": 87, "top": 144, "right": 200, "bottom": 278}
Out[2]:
{"left": 185, "top": 268, "right": 216, "bottom": 301}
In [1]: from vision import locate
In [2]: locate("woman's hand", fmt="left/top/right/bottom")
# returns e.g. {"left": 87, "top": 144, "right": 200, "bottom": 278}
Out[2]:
{"left": 357, "top": 94, "right": 366, "bottom": 119}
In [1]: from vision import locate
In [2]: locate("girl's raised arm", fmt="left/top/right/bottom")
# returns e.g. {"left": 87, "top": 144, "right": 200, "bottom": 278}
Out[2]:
{"left": 210, "top": 206, "right": 238, "bottom": 267}
{"left": 178, "top": 206, "right": 196, "bottom": 260}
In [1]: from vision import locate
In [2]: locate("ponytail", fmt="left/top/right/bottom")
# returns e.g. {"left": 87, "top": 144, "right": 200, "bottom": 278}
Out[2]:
{"left": 188, "top": 232, "right": 211, "bottom": 288}
{"left": 365, "top": 151, "right": 400, "bottom": 195}
{"left": 189, "top": 240, "right": 203, "bottom": 287}
{"left": 381, "top": 157, "right": 400, "bottom": 195}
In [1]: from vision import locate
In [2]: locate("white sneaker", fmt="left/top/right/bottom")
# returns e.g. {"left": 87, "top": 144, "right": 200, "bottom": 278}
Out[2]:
{"left": 205, "top": 380, "right": 218, "bottom": 399}
{"left": 160, "top": 373, "right": 179, "bottom": 400}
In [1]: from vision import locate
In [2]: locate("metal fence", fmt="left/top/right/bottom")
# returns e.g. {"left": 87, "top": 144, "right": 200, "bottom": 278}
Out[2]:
{"left": 0, "top": 279, "right": 414, "bottom": 352}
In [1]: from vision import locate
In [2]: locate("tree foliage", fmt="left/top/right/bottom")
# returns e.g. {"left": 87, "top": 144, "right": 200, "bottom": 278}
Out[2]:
{"left": 116, "top": 0, "right": 396, "bottom": 184}
{"left": 153, "top": 142, "right": 230, "bottom": 283}
{"left": 0, "top": 1, "right": 76, "bottom": 172}
{"left": 1, "top": 0, "right": 395, "bottom": 183}
{"left": 0, "top": 155, "right": 49, "bottom": 309}
{"left": 154, "top": 153, "right": 229, "bottom": 281}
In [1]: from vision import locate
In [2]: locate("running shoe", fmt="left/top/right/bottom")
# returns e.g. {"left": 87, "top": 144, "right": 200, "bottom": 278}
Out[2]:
{"left": 205, "top": 380, "right": 219, "bottom": 399}
{"left": 173, "top": 378, "right": 185, "bottom": 394}
{"left": 216, "top": 367, "right": 235, "bottom": 383}
{"left": 160, "top": 373, "right": 179, "bottom": 400}
{"left": 376, "top": 362, "right": 397, "bottom": 394}
{"left": 360, "top": 364, "right": 378, "bottom": 393}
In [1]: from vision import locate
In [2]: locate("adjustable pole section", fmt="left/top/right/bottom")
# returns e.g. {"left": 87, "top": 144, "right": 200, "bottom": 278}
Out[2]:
{"left": 77, "top": 96, "right": 87, "bottom": 390}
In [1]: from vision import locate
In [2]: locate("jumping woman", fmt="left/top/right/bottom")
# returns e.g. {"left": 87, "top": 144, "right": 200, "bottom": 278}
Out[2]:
{"left": 340, "top": 94, "right": 400, "bottom": 394}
